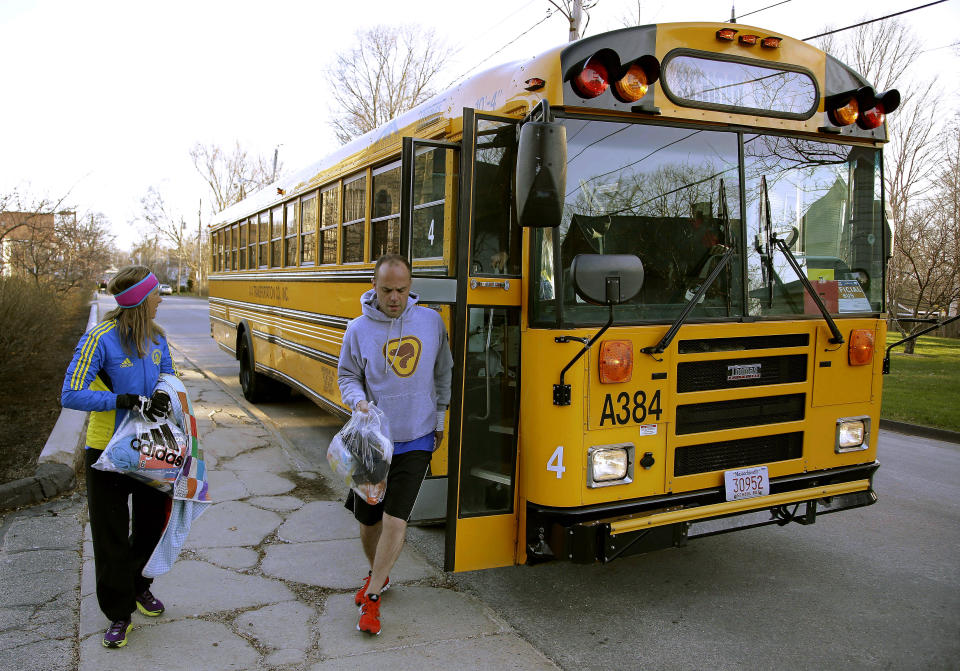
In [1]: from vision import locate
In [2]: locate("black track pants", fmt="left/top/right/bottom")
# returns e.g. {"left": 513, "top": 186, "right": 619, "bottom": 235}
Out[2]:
{"left": 84, "top": 448, "right": 168, "bottom": 621}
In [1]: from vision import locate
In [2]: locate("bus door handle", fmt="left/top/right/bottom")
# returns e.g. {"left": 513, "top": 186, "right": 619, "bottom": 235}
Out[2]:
{"left": 471, "top": 279, "right": 510, "bottom": 290}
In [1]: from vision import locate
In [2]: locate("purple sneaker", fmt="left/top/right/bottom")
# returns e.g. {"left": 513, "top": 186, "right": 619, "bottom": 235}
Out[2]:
{"left": 135, "top": 589, "right": 165, "bottom": 616}
{"left": 102, "top": 618, "right": 132, "bottom": 648}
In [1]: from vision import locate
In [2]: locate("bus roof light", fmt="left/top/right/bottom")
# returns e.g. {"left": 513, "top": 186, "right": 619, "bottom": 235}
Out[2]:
{"left": 572, "top": 54, "right": 611, "bottom": 98}
{"left": 614, "top": 56, "right": 660, "bottom": 103}
{"left": 827, "top": 95, "right": 859, "bottom": 127}
{"left": 848, "top": 329, "right": 874, "bottom": 366}
{"left": 761, "top": 36, "right": 782, "bottom": 48}
{"left": 739, "top": 34, "right": 759, "bottom": 46}
{"left": 856, "top": 89, "right": 900, "bottom": 129}
{"left": 716, "top": 28, "right": 738, "bottom": 42}
{"left": 599, "top": 340, "right": 633, "bottom": 384}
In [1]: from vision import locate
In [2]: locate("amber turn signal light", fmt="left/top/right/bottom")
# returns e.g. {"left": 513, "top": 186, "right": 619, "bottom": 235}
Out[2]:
{"left": 599, "top": 340, "right": 633, "bottom": 383}
{"left": 848, "top": 329, "right": 874, "bottom": 366}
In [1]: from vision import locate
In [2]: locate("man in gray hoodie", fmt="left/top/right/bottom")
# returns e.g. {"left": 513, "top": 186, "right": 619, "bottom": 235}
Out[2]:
{"left": 337, "top": 254, "right": 453, "bottom": 635}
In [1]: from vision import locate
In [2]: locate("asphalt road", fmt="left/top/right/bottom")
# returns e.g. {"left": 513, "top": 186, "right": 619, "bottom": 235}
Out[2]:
{"left": 146, "top": 294, "right": 960, "bottom": 671}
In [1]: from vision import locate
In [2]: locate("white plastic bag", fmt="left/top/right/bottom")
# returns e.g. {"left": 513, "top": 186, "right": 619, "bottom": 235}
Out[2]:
{"left": 327, "top": 404, "right": 393, "bottom": 504}
{"left": 94, "top": 408, "right": 188, "bottom": 494}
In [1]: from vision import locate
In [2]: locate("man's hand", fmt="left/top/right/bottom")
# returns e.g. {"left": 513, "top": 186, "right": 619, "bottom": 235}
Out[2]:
{"left": 355, "top": 400, "right": 370, "bottom": 414}
{"left": 434, "top": 430, "right": 444, "bottom": 448}
{"left": 143, "top": 391, "right": 171, "bottom": 421}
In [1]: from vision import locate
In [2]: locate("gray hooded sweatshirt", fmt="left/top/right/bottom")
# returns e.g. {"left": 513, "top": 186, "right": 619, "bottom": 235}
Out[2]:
{"left": 337, "top": 288, "right": 453, "bottom": 444}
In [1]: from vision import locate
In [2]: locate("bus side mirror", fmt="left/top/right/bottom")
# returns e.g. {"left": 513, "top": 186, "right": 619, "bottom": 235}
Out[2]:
{"left": 571, "top": 254, "right": 644, "bottom": 305}
{"left": 515, "top": 121, "right": 567, "bottom": 228}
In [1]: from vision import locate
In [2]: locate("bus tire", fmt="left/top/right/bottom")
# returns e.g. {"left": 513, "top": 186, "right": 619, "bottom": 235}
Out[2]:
{"left": 238, "top": 336, "right": 287, "bottom": 403}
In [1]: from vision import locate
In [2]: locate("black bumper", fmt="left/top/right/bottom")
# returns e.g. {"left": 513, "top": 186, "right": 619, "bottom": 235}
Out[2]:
{"left": 526, "top": 462, "right": 879, "bottom": 564}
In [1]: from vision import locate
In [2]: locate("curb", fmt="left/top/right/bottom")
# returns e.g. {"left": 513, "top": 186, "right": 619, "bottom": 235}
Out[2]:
{"left": 0, "top": 299, "right": 98, "bottom": 511}
{"left": 878, "top": 419, "right": 960, "bottom": 445}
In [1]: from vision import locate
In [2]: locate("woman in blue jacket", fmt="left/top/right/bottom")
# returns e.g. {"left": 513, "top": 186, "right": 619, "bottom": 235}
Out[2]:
{"left": 61, "top": 265, "right": 176, "bottom": 648}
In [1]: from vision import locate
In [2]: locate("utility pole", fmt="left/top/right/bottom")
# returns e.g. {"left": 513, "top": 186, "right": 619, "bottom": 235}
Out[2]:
{"left": 178, "top": 218, "right": 185, "bottom": 294}
{"left": 569, "top": 0, "right": 583, "bottom": 41}
{"left": 198, "top": 198, "right": 203, "bottom": 294}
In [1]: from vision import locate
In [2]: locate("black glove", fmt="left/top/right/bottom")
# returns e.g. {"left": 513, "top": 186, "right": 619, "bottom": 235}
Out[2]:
{"left": 143, "top": 391, "right": 171, "bottom": 421}
{"left": 116, "top": 393, "right": 143, "bottom": 410}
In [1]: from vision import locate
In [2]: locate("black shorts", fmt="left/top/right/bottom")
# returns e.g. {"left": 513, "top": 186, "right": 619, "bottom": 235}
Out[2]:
{"left": 345, "top": 449, "right": 432, "bottom": 525}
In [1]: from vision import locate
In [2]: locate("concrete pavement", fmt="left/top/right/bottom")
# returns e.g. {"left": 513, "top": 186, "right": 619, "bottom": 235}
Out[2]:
{"left": 1, "top": 351, "right": 559, "bottom": 670}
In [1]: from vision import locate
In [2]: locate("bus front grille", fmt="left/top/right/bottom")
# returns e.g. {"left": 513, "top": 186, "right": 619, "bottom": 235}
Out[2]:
{"left": 675, "top": 394, "right": 806, "bottom": 435}
{"left": 678, "top": 334, "right": 810, "bottom": 354}
{"left": 674, "top": 432, "right": 803, "bottom": 477}
{"left": 677, "top": 355, "right": 807, "bottom": 392}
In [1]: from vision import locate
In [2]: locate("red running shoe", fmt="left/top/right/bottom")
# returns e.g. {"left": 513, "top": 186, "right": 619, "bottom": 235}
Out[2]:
{"left": 354, "top": 571, "right": 389, "bottom": 606}
{"left": 357, "top": 593, "right": 381, "bottom": 635}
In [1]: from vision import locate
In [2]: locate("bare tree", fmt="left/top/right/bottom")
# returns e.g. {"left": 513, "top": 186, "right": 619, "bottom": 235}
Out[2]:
{"left": 616, "top": 0, "right": 644, "bottom": 28}
{"left": 189, "top": 141, "right": 280, "bottom": 214}
{"left": 139, "top": 187, "right": 190, "bottom": 292}
{"left": 325, "top": 25, "right": 452, "bottom": 145}
{"left": 547, "top": 0, "right": 599, "bottom": 41}
{"left": 4, "top": 210, "right": 114, "bottom": 291}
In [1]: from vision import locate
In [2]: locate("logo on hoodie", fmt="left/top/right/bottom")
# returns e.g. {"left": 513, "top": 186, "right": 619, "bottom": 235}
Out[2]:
{"left": 383, "top": 336, "right": 421, "bottom": 377}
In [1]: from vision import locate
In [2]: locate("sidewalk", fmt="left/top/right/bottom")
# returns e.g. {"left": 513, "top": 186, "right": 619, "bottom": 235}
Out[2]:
{"left": 1, "top": 352, "right": 559, "bottom": 671}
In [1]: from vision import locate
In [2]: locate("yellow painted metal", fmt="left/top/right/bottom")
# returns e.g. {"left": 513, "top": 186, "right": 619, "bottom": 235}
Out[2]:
{"left": 652, "top": 22, "right": 829, "bottom": 136}
{"left": 608, "top": 479, "right": 872, "bottom": 535}
{"left": 452, "top": 513, "right": 518, "bottom": 572}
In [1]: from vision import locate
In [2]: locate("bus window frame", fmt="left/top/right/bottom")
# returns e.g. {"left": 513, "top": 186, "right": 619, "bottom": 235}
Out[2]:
{"left": 258, "top": 211, "right": 269, "bottom": 269}
{"left": 270, "top": 205, "right": 283, "bottom": 267}
{"left": 284, "top": 201, "right": 298, "bottom": 267}
{"left": 319, "top": 183, "right": 339, "bottom": 265}
{"left": 342, "top": 172, "right": 367, "bottom": 264}
{"left": 238, "top": 219, "right": 247, "bottom": 270}
{"left": 660, "top": 48, "right": 820, "bottom": 121}
{"left": 300, "top": 191, "right": 318, "bottom": 267}
{"left": 371, "top": 160, "right": 402, "bottom": 259}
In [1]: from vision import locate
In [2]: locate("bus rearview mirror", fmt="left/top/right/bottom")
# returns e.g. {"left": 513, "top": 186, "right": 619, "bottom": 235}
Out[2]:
{"left": 571, "top": 254, "right": 644, "bottom": 305}
{"left": 515, "top": 121, "right": 567, "bottom": 228}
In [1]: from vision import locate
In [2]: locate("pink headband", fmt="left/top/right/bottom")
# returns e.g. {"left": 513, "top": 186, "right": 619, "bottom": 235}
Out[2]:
{"left": 115, "top": 273, "right": 159, "bottom": 308}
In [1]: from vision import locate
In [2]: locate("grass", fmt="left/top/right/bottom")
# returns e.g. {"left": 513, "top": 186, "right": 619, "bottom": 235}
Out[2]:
{"left": 881, "top": 332, "right": 960, "bottom": 432}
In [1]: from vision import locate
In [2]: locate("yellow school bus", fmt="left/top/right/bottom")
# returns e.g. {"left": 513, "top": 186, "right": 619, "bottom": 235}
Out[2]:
{"left": 208, "top": 22, "right": 900, "bottom": 571}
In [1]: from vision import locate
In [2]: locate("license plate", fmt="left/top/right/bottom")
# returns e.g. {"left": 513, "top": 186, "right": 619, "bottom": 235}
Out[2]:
{"left": 724, "top": 465, "right": 769, "bottom": 502}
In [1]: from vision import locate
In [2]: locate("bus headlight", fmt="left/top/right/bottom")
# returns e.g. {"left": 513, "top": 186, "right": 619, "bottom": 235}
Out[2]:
{"left": 836, "top": 417, "right": 870, "bottom": 453}
{"left": 587, "top": 444, "right": 634, "bottom": 487}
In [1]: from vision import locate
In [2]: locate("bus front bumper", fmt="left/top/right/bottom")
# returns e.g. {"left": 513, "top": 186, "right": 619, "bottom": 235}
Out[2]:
{"left": 525, "top": 462, "right": 879, "bottom": 564}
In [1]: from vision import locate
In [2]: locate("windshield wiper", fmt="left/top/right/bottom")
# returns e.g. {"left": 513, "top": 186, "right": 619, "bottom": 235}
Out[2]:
{"left": 641, "top": 178, "right": 735, "bottom": 357}
{"left": 760, "top": 175, "right": 844, "bottom": 345}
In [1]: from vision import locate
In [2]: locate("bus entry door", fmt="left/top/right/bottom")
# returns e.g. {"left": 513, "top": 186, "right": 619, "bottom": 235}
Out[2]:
{"left": 445, "top": 110, "right": 523, "bottom": 571}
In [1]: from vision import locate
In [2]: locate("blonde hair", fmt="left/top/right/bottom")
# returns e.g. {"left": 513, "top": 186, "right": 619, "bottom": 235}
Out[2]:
{"left": 103, "top": 265, "right": 164, "bottom": 358}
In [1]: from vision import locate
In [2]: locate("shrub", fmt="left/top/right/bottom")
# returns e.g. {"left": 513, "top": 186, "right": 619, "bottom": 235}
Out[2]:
{"left": 0, "top": 278, "right": 72, "bottom": 378}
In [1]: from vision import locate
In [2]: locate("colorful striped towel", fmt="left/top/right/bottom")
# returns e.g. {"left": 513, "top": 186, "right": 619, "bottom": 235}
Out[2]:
{"left": 143, "top": 373, "right": 212, "bottom": 577}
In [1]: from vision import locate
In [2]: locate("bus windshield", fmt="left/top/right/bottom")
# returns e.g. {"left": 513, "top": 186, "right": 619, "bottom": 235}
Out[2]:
{"left": 532, "top": 118, "right": 885, "bottom": 326}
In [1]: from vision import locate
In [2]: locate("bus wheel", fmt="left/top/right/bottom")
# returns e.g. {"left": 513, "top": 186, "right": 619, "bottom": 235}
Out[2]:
{"left": 238, "top": 337, "right": 286, "bottom": 403}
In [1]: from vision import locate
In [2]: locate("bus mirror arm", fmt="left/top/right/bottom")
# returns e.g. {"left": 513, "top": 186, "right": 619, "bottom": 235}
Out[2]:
{"left": 553, "top": 305, "right": 615, "bottom": 406}
{"left": 882, "top": 313, "right": 960, "bottom": 374}
{"left": 640, "top": 246, "right": 736, "bottom": 358}
{"left": 770, "top": 231, "right": 845, "bottom": 345}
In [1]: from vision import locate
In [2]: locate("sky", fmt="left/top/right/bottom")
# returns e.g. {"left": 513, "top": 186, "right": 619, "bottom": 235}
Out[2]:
{"left": 1, "top": 0, "right": 957, "bottom": 251}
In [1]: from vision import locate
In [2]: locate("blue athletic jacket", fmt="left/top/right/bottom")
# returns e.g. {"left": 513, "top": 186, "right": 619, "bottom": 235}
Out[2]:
{"left": 61, "top": 319, "right": 176, "bottom": 450}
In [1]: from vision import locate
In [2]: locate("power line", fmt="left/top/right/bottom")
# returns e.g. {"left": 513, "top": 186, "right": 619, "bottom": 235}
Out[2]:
{"left": 920, "top": 40, "right": 960, "bottom": 53}
{"left": 802, "top": 0, "right": 950, "bottom": 41}
{"left": 447, "top": 9, "right": 558, "bottom": 87}
{"left": 734, "top": 0, "right": 793, "bottom": 21}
